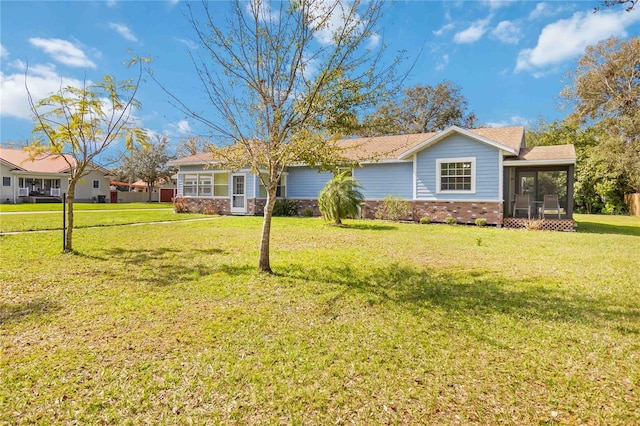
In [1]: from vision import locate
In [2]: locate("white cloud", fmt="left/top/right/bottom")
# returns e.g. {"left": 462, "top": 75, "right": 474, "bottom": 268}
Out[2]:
{"left": 177, "top": 38, "right": 198, "bottom": 50}
{"left": 528, "top": 2, "right": 547, "bottom": 20}
{"left": 246, "top": 0, "right": 279, "bottom": 23}
{"left": 491, "top": 20, "right": 520, "bottom": 44}
{"left": 174, "top": 119, "right": 192, "bottom": 134}
{"left": 515, "top": 8, "right": 640, "bottom": 73}
{"left": 29, "top": 38, "right": 96, "bottom": 68}
{"left": 483, "top": 0, "right": 512, "bottom": 10}
{"left": 108, "top": 23, "right": 138, "bottom": 42}
{"left": 433, "top": 22, "right": 455, "bottom": 36}
{"left": 486, "top": 115, "right": 530, "bottom": 128}
{"left": 0, "top": 61, "right": 89, "bottom": 119}
{"left": 168, "top": 0, "right": 179, "bottom": 5}
{"left": 367, "top": 33, "right": 380, "bottom": 50}
{"left": 107, "top": 0, "right": 117, "bottom": 7}
{"left": 1, "top": 44, "right": 7, "bottom": 58}
{"left": 435, "top": 54, "right": 449, "bottom": 72}
{"left": 453, "top": 17, "right": 491, "bottom": 44}
{"left": 309, "top": 0, "right": 370, "bottom": 46}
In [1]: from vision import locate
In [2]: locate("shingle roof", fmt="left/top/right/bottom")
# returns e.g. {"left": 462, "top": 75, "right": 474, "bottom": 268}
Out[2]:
{"left": 337, "top": 126, "right": 524, "bottom": 161}
{"left": 170, "top": 126, "right": 527, "bottom": 165}
{"left": 0, "top": 148, "right": 74, "bottom": 173}
{"left": 0, "top": 148, "right": 112, "bottom": 174}
{"left": 514, "top": 145, "right": 576, "bottom": 162}
{"left": 170, "top": 152, "right": 216, "bottom": 165}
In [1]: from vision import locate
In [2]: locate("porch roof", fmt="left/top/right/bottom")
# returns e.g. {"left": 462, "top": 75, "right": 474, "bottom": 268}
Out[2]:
{"left": 503, "top": 145, "right": 576, "bottom": 166}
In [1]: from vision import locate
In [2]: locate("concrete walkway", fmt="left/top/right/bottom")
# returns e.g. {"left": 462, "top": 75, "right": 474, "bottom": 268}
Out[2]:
{"left": 0, "top": 208, "right": 174, "bottom": 215}
{"left": 0, "top": 216, "right": 224, "bottom": 235}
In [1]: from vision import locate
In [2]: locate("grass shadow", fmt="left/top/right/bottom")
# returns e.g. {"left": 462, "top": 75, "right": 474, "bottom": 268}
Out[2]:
{"left": 280, "top": 262, "right": 638, "bottom": 330}
{"left": 0, "top": 298, "right": 61, "bottom": 325}
{"left": 94, "top": 246, "right": 231, "bottom": 287}
{"left": 577, "top": 221, "right": 640, "bottom": 236}
{"left": 340, "top": 223, "right": 398, "bottom": 231}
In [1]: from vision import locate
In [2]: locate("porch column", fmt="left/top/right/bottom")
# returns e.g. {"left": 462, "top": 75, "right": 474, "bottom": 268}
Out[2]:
{"left": 567, "top": 164, "right": 574, "bottom": 219}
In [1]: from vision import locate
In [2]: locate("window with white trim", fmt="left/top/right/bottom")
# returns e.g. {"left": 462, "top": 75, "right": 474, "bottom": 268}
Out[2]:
{"left": 436, "top": 157, "right": 475, "bottom": 193}
{"left": 183, "top": 174, "right": 198, "bottom": 196}
{"left": 93, "top": 180, "right": 100, "bottom": 189}
{"left": 258, "top": 173, "right": 286, "bottom": 198}
{"left": 213, "top": 173, "right": 229, "bottom": 196}
{"left": 182, "top": 172, "right": 229, "bottom": 197}
{"left": 198, "top": 174, "right": 212, "bottom": 196}
{"left": 3, "top": 177, "right": 10, "bottom": 186}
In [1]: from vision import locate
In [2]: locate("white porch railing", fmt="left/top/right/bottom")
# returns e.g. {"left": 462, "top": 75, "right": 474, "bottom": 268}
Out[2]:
{"left": 18, "top": 188, "right": 29, "bottom": 197}
{"left": 50, "top": 188, "right": 61, "bottom": 197}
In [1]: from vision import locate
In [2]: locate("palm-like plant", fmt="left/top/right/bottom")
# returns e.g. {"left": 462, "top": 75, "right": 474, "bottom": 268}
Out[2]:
{"left": 318, "top": 172, "right": 365, "bottom": 225}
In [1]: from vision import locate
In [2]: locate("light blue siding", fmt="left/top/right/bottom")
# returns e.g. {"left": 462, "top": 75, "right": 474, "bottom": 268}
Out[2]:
{"left": 286, "top": 167, "right": 333, "bottom": 198}
{"left": 416, "top": 134, "right": 501, "bottom": 200}
{"left": 354, "top": 162, "right": 413, "bottom": 200}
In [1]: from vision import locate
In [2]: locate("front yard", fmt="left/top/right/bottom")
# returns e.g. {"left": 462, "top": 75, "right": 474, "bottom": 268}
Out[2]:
{"left": 1, "top": 215, "right": 639, "bottom": 424}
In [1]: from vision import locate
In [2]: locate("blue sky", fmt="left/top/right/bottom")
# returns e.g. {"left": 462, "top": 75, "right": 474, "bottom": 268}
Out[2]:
{"left": 1, "top": 0, "right": 639, "bottom": 154}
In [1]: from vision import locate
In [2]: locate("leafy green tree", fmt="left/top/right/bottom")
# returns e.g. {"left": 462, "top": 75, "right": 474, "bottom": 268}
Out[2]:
{"left": 117, "top": 134, "right": 175, "bottom": 202}
{"left": 360, "top": 81, "right": 477, "bottom": 136}
{"left": 561, "top": 36, "right": 640, "bottom": 208}
{"left": 166, "top": 0, "right": 403, "bottom": 272}
{"left": 318, "top": 172, "right": 365, "bottom": 225}
{"left": 28, "top": 59, "right": 149, "bottom": 252}
{"left": 527, "top": 119, "right": 628, "bottom": 213}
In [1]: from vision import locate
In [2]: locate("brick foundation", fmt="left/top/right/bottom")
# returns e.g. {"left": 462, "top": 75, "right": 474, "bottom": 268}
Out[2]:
{"left": 361, "top": 200, "right": 503, "bottom": 225}
{"left": 173, "top": 197, "right": 230, "bottom": 214}
{"left": 174, "top": 196, "right": 503, "bottom": 225}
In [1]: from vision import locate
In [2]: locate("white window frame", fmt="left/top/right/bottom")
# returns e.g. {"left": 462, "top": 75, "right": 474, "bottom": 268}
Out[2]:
{"left": 258, "top": 173, "right": 287, "bottom": 199}
{"left": 213, "top": 172, "right": 229, "bottom": 197}
{"left": 436, "top": 157, "right": 476, "bottom": 194}
{"left": 93, "top": 180, "right": 100, "bottom": 189}
{"left": 180, "top": 172, "right": 230, "bottom": 198}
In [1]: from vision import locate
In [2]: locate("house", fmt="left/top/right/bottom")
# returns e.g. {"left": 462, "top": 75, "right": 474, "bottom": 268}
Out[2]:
{"left": 169, "top": 126, "right": 577, "bottom": 230}
{"left": 0, "top": 148, "right": 113, "bottom": 204}
{"left": 109, "top": 177, "right": 177, "bottom": 203}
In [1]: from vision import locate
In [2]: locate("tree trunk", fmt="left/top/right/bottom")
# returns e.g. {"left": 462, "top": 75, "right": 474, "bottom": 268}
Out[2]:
{"left": 258, "top": 187, "right": 278, "bottom": 273}
{"left": 147, "top": 182, "right": 153, "bottom": 202}
{"left": 65, "top": 183, "right": 75, "bottom": 252}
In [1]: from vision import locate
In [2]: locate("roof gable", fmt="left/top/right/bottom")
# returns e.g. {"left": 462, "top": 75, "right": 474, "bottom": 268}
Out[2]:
{"left": 397, "top": 126, "right": 520, "bottom": 160}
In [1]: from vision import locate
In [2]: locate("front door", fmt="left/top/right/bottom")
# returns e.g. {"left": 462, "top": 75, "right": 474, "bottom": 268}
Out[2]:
{"left": 231, "top": 175, "right": 246, "bottom": 214}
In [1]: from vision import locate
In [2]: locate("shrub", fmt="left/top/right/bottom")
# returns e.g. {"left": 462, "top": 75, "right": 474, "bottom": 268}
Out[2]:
{"left": 303, "top": 207, "right": 314, "bottom": 217}
{"left": 419, "top": 216, "right": 431, "bottom": 224}
{"left": 318, "top": 172, "right": 364, "bottom": 225}
{"left": 272, "top": 199, "right": 298, "bottom": 217}
{"left": 375, "top": 195, "right": 411, "bottom": 221}
{"left": 475, "top": 218, "right": 487, "bottom": 227}
{"left": 174, "top": 198, "right": 188, "bottom": 213}
{"left": 445, "top": 216, "right": 457, "bottom": 225}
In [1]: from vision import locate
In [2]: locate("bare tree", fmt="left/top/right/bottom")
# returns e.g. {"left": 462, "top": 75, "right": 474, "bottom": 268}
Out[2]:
{"left": 162, "top": 0, "right": 403, "bottom": 272}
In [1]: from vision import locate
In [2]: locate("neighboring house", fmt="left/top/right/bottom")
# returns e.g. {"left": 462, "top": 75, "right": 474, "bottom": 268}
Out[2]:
{"left": 110, "top": 177, "right": 177, "bottom": 203}
{"left": 0, "top": 148, "right": 113, "bottom": 204}
{"left": 169, "top": 126, "right": 577, "bottom": 230}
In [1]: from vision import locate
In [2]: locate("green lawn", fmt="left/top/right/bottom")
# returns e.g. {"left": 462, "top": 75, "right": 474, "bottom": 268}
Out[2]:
{"left": 0, "top": 204, "right": 210, "bottom": 233}
{"left": 1, "top": 215, "right": 639, "bottom": 424}
{"left": 0, "top": 201, "right": 174, "bottom": 212}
